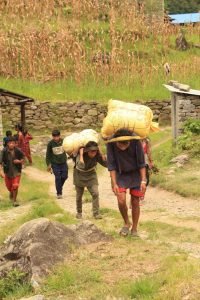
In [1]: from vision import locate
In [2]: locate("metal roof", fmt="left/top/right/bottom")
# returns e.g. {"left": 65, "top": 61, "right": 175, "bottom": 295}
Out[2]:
{"left": 0, "top": 88, "right": 34, "bottom": 103}
{"left": 164, "top": 84, "right": 200, "bottom": 96}
{"left": 169, "top": 13, "right": 200, "bottom": 24}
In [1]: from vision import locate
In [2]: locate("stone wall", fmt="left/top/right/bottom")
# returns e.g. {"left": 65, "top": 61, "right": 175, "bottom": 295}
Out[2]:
{"left": 0, "top": 97, "right": 171, "bottom": 131}
{"left": 171, "top": 92, "right": 200, "bottom": 138}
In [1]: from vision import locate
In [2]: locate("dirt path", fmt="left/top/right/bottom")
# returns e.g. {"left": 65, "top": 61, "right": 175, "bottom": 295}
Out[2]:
{"left": 24, "top": 164, "right": 200, "bottom": 258}
{"left": 24, "top": 164, "right": 200, "bottom": 226}
{"left": 0, "top": 203, "right": 31, "bottom": 227}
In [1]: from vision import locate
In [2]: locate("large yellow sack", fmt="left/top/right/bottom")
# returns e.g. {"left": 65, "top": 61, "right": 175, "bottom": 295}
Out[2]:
{"left": 101, "top": 99, "right": 159, "bottom": 139}
{"left": 63, "top": 129, "right": 99, "bottom": 155}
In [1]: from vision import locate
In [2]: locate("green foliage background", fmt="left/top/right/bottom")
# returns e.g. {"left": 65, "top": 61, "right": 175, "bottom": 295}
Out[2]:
{"left": 165, "top": 0, "right": 200, "bottom": 14}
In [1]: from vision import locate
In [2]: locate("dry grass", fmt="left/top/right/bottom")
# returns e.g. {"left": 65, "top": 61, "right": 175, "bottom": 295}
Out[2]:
{"left": 0, "top": 0, "right": 199, "bottom": 92}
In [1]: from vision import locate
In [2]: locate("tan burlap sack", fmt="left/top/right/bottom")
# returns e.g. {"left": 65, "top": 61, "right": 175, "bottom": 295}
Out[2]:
{"left": 101, "top": 99, "right": 159, "bottom": 139}
{"left": 63, "top": 129, "right": 99, "bottom": 155}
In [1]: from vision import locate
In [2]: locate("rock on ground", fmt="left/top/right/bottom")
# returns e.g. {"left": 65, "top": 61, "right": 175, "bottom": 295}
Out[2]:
{"left": 0, "top": 218, "right": 111, "bottom": 286}
{"left": 20, "top": 295, "right": 45, "bottom": 300}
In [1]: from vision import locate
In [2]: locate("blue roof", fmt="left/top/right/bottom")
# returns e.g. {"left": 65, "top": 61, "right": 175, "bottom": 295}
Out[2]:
{"left": 169, "top": 13, "right": 200, "bottom": 24}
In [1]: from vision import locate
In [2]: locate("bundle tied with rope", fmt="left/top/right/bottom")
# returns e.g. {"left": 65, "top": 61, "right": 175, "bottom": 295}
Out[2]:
{"left": 63, "top": 129, "right": 99, "bottom": 156}
{"left": 101, "top": 99, "right": 159, "bottom": 143}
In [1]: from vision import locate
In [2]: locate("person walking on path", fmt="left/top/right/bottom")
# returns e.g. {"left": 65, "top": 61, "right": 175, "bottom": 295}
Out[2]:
{"left": 46, "top": 129, "right": 68, "bottom": 199}
{"left": 73, "top": 141, "right": 107, "bottom": 219}
{"left": 15, "top": 124, "right": 25, "bottom": 155}
{"left": 3, "top": 130, "right": 12, "bottom": 148}
{"left": 24, "top": 128, "right": 33, "bottom": 165}
{"left": 106, "top": 129, "right": 146, "bottom": 237}
{"left": 0, "top": 137, "right": 24, "bottom": 206}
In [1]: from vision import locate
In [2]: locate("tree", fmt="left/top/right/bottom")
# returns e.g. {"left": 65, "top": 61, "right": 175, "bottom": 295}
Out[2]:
{"left": 165, "top": 0, "right": 200, "bottom": 14}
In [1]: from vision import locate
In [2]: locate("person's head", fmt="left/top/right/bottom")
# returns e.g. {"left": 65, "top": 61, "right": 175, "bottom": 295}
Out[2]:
{"left": 114, "top": 129, "right": 132, "bottom": 151}
{"left": 6, "top": 130, "right": 12, "bottom": 137}
{"left": 84, "top": 141, "right": 99, "bottom": 158}
{"left": 52, "top": 129, "right": 61, "bottom": 142}
{"left": 23, "top": 128, "right": 28, "bottom": 135}
{"left": 7, "top": 137, "right": 16, "bottom": 150}
{"left": 15, "top": 124, "right": 23, "bottom": 132}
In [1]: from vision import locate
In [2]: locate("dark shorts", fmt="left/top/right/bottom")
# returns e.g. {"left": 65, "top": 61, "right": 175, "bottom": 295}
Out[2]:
{"left": 118, "top": 186, "right": 144, "bottom": 197}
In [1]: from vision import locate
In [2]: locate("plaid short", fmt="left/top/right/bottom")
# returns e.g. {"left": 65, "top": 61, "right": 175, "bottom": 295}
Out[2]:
{"left": 118, "top": 186, "right": 144, "bottom": 197}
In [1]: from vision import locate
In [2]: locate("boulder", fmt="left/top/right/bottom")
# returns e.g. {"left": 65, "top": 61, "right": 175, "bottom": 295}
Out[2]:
{"left": 0, "top": 219, "right": 111, "bottom": 287}
{"left": 170, "top": 154, "right": 189, "bottom": 166}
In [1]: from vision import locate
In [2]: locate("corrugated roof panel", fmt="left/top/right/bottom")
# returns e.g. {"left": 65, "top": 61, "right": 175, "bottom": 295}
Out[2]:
{"left": 169, "top": 13, "right": 200, "bottom": 24}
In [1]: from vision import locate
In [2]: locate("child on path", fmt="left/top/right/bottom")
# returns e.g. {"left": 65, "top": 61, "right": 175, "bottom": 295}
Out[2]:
{"left": 73, "top": 141, "right": 107, "bottom": 219}
{"left": 0, "top": 136, "right": 24, "bottom": 206}
{"left": 3, "top": 130, "right": 12, "bottom": 148}
{"left": 46, "top": 129, "right": 68, "bottom": 199}
{"left": 24, "top": 129, "right": 33, "bottom": 165}
{"left": 106, "top": 129, "right": 146, "bottom": 237}
{"left": 15, "top": 124, "right": 25, "bottom": 154}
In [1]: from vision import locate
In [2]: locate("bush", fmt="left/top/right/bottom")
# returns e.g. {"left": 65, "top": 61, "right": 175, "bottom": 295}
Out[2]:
{"left": 177, "top": 119, "right": 200, "bottom": 157}
{"left": 0, "top": 269, "right": 30, "bottom": 298}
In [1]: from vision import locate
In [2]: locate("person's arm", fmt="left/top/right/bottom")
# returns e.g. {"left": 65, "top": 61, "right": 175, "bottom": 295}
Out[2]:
{"left": 97, "top": 152, "right": 107, "bottom": 168}
{"left": 110, "top": 170, "right": 119, "bottom": 195}
{"left": 146, "top": 139, "right": 153, "bottom": 168}
{"left": 139, "top": 167, "right": 147, "bottom": 194}
{"left": 46, "top": 142, "right": 52, "bottom": 172}
{"left": 75, "top": 148, "right": 85, "bottom": 169}
{"left": 13, "top": 149, "right": 24, "bottom": 165}
{"left": 106, "top": 143, "right": 119, "bottom": 195}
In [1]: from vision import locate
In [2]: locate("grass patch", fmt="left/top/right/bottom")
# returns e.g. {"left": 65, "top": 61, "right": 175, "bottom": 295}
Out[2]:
{"left": 0, "top": 269, "right": 32, "bottom": 300}
{"left": 149, "top": 136, "right": 200, "bottom": 198}
{"left": 43, "top": 265, "right": 103, "bottom": 299}
{"left": 141, "top": 220, "right": 200, "bottom": 243}
{"left": 118, "top": 277, "right": 161, "bottom": 299}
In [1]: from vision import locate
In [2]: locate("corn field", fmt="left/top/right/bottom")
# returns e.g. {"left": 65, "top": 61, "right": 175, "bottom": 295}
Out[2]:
{"left": 0, "top": 0, "right": 199, "bottom": 87}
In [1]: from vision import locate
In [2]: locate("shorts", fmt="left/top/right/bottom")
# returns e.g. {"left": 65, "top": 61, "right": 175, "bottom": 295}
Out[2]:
{"left": 5, "top": 175, "right": 21, "bottom": 192}
{"left": 118, "top": 186, "right": 144, "bottom": 197}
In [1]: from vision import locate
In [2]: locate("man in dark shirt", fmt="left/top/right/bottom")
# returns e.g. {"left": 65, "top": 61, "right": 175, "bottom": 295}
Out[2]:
{"left": 107, "top": 129, "right": 146, "bottom": 237}
{"left": 0, "top": 137, "right": 24, "bottom": 206}
{"left": 46, "top": 129, "right": 68, "bottom": 199}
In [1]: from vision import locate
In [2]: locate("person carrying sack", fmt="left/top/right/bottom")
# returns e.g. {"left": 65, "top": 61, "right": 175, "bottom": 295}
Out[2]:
{"left": 73, "top": 141, "right": 107, "bottom": 220}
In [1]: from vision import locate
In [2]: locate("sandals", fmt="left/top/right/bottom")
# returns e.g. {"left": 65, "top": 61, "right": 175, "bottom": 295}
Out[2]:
{"left": 119, "top": 226, "right": 130, "bottom": 236}
{"left": 130, "top": 231, "right": 139, "bottom": 238}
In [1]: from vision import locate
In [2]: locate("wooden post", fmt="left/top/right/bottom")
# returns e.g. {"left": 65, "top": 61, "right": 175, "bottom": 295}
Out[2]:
{"left": 0, "top": 108, "right": 3, "bottom": 150}
{"left": 171, "top": 92, "right": 179, "bottom": 141}
{"left": 21, "top": 103, "right": 26, "bottom": 129}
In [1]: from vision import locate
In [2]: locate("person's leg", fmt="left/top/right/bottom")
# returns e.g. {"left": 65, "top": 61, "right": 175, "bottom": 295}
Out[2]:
{"left": 52, "top": 164, "right": 62, "bottom": 196}
{"left": 131, "top": 196, "right": 140, "bottom": 233}
{"left": 12, "top": 176, "right": 21, "bottom": 206}
{"left": 87, "top": 185, "right": 100, "bottom": 217}
{"left": 60, "top": 163, "right": 68, "bottom": 192}
{"left": 117, "top": 192, "right": 131, "bottom": 228}
{"left": 5, "top": 175, "right": 12, "bottom": 200}
{"left": 75, "top": 186, "right": 84, "bottom": 217}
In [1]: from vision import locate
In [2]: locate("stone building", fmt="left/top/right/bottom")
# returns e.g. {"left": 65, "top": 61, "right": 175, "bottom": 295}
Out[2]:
{"left": 164, "top": 83, "right": 200, "bottom": 139}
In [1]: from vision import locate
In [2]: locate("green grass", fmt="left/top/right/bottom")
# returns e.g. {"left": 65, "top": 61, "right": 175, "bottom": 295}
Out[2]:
{"left": 151, "top": 138, "right": 200, "bottom": 198}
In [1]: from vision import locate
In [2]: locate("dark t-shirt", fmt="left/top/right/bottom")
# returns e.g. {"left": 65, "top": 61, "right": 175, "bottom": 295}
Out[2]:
{"left": 0, "top": 147, "right": 24, "bottom": 178}
{"left": 106, "top": 140, "right": 146, "bottom": 188}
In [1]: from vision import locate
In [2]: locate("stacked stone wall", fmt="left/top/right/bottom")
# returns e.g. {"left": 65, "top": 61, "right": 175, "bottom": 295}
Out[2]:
{"left": 0, "top": 98, "right": 171, "bottom": 131}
